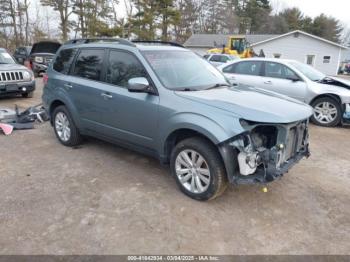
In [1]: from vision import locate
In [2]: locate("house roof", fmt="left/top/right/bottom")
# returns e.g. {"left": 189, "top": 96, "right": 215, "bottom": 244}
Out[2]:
{"left": 184, "top": 30, "right": 348, "bottom": 50}
{"left": 183, "top": 34, "right": 279, "bottom": 48}
{"left": 251, "top": 30, "right": 348, "bottom": 49}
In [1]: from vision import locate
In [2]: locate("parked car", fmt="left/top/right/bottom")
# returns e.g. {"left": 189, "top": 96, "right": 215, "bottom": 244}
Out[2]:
{"left": 43, "top": 39, "right": 312, "bottom": 201}
{"left": 13, "top": 46, "right": 32, "bottom": 65}
{"left": 29, "top": 41, "right": 61, "bottom": 77}
{"left": 203, "top": 53, "right": 239, "bottom": 67}
{"left": 0, "top": 48, "right": 35, "bottom": 98}
{"left": 218, "top": 58, "right": 350, "bottom": 127}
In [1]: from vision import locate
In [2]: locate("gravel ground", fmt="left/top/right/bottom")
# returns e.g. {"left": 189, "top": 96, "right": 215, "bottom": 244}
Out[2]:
{"left": 0, "top": 79, "right": 349, "bottom": 255}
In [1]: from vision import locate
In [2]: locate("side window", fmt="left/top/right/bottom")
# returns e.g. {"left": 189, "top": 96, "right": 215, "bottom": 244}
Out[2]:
{"left": 265, "top": 62, "right": 299, "bottom": 80}
{"left": 234, "top": 61, "right": 262, "bottom": 76}
{"left": 72, "top": 49, "right": 104, "bottom": 81}
{"left": 106, "top": 50, "right": 147, "bottom": 88}
{"left": 220, "top": 56, "right": 230, "bottom": 63}
{"left": 222, "top": 64, "right": 236, "bottom": 73}
{"left": 265, "top": 62, "right": 284, "bottom": 78}
{"left": 53, "top": 48, "right": 77, "bottom": 74}
{"left": 209, "top": 55, "right": 222, "bottom": 62}
{"left": 284, "top": 66, "right": 300, "bottom": 80}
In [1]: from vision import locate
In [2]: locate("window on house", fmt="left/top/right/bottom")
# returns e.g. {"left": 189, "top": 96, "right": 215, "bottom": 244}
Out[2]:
{"left": 306, "top": 55, "right": 315, "bottom": 66}
{"left": 273, "top": 53, "right": 281, "bottom": 58}
{"left": 323, "top": 56, "right": 331, "bottom": 63}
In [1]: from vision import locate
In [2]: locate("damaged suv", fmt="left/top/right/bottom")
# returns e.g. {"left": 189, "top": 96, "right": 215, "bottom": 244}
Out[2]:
{"left": 43, "top": 39, "right": 313, "bottom": 200}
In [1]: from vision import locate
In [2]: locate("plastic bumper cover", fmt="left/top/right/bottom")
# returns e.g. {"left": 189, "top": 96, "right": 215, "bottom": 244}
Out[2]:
{"left": 0, "top": 80, "right": 35, "bottom": 95}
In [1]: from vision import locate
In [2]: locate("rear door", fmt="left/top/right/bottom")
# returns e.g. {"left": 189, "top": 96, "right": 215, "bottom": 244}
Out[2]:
{"left": 66, "top": 48, "right": 108, "bottom": 130}
{"left": 222, "top": 60, "right": 264, "bottom": 87}
{"left": 261, "top": 61, "right": 307, "bottom": 101}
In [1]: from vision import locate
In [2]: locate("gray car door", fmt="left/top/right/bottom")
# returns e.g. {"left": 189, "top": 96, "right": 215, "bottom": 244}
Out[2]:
{"left": 261, "top": 61, "right": 307, "bottom": 102}
{"left": 95, "top": 49, "right": 159, "bottom": 149}
{"left": 66, "top": 48, "right": 108, "bottom": 131}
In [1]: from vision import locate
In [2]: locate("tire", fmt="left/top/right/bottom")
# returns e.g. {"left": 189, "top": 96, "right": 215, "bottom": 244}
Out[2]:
{"left": 52, "top": 105, "right": 82, "bottom": 147}
{"left": 311, "top": 97, "right": 342, "bottom": 127}
{"left": 22, "top": 91, "right": 34, "bottom": 98}
{"left": 170, "top": 137, "right": 228, "bottom": 201}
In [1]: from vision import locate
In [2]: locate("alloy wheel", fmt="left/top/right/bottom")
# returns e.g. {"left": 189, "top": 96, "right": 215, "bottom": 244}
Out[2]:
{"left": 313, "top": 101, "right": 338, "bottom": 124}
{"left": 55, "top": 112, "right": 71, "bottom": 142}
{"left": 175, "top": 149, "right": 211, "bottom": 194}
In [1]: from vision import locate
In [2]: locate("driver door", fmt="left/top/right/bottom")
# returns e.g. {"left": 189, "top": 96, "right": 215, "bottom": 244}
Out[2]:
{"left": 97, "top": 49, "right": 160, "bottom": 149}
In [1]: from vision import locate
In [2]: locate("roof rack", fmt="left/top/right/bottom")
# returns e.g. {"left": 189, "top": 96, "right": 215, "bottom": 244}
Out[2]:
{"left": 64, "top": 38, "right": 136, "bottom": 47}
{"left": 132, "top": 40, "right": 184, "bottom": 48}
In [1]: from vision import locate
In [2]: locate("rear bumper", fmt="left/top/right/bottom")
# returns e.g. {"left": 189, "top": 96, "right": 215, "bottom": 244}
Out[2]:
{"left": 0, "top": 80, "right": 36, "bottom": 95}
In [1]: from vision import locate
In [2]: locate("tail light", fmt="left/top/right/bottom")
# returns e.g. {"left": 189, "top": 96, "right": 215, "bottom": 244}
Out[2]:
{"left": 43, "top": 73, "right": 48, "bottom": 86}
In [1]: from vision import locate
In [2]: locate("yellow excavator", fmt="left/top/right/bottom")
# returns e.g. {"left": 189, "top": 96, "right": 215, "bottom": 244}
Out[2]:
{"left": 207, "top": 35, "right": 254, "bottom": 58}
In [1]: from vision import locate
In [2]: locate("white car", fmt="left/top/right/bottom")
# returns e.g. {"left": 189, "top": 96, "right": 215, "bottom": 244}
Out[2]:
{"left": 203, "top": 54, "right": 240, "bottom": 67}
{"left": 218, "top": 58, "right": 350, "bottom": 127}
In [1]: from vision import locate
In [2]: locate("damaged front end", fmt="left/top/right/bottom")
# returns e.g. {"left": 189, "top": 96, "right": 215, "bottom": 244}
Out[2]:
{"left": 219, "top": 119, "right": 310, "bottom": 185}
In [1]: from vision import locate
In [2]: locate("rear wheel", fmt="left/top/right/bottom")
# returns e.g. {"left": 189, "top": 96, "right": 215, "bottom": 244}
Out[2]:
{"left": 311, "top": 97, "right": 341, "bottom": 127}
{"left": 52, "top": 105, "right": 82, "bottom": 146}
{"left": 170, "top": 137, "right": 228, "bottom": 201}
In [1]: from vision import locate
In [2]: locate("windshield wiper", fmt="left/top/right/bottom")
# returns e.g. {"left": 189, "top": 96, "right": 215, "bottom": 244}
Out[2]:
{"left": 204, "top": 83, "right": 231, "bottom": 90}
{"left": 176, "top": 88, "right": 197, "bottom": 91}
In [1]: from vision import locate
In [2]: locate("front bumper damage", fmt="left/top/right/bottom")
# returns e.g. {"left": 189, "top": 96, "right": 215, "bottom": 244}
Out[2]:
{"left": 219, "top": 120, "right": 310, "bottom": 185}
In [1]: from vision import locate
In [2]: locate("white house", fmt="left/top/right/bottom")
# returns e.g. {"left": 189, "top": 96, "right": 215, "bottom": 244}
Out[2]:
{"left": 184, "top": 30, "right": 348, "bottom": 75}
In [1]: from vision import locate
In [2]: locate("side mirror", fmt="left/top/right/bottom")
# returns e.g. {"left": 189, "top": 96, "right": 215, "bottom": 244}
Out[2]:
{"left": 128, "top": 77, "right": 151, "bottom": 93}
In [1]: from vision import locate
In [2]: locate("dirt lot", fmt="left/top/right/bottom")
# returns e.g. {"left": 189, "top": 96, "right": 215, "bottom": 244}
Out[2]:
{"left": 0, "top": 79, "right": 349, "bottom": 255}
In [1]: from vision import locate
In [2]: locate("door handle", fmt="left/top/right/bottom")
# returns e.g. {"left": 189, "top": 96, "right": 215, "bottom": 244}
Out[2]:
{"left": 264, "top": 81, "right": 272, "bottom": 84}
{"left": 101, "top": 92, "right": 113, "bottom": 99}
{"left": 64, "top": 83, "right": 73, "bottom": 89}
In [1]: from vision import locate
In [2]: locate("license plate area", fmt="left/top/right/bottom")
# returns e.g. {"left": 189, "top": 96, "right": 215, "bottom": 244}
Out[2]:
{"left": 6, "top": 84, "right": 18, "bottom": 91}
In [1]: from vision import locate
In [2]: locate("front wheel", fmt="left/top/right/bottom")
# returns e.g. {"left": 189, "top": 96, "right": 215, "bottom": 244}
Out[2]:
{"left": 170, "top": 137, "right": 228, "bottom": 201}
{"left": 311, "top": 97, "right": 341, "bottom": 127}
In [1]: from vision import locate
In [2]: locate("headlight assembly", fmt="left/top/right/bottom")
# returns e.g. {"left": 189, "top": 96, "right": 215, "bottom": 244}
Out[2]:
{"left": 34, "top": 56, "right": 44, "bottom": 63}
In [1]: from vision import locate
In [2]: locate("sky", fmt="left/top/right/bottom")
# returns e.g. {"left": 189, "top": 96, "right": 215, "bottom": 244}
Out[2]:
{"left": 29, "top": 0, "right": 350, "bottom": 36}
{"left": 271, "top": 0, "right": 350, "bottom": 26}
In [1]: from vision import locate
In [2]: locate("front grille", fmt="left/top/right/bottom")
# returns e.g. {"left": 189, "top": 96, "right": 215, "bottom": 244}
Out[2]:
{"left": 0, "top": 71, "right": 24, "bottom": 82}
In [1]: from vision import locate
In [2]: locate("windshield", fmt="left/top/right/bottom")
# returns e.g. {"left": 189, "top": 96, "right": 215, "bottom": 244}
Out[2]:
{"left": 289, "top": 61, "right": 325, "bottom": 81}
{"left": 0, "top": 50, "right": 16, "bottom": 64}
{"left": 142, "top": 50, "right": 229, "bottom": 91}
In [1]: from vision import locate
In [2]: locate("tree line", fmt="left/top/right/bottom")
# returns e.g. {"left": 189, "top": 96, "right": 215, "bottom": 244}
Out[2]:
{"left": 0, "top": 0, "right": 348, "bottom": 50}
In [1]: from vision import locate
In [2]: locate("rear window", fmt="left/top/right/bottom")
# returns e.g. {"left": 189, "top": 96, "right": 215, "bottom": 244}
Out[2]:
{"left": 53, "top": 48, "right": 77, "bottom": 74}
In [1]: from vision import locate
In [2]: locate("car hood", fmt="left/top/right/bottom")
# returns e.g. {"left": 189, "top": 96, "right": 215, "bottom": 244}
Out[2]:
{"left": 30, "top": 41, "right": 61, "bottom": 55}
{"left": 175, "top": 85, "right": 313, "bottom": 123}
{"left": 0, "top": 63, "right": 28, "bottom": 71}
{"left": 327, "top": 76, "right": 350, "bottom": 89}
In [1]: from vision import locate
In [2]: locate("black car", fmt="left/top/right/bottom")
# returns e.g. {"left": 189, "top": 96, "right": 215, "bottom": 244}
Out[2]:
{"left": 13, "top": 46, "right": 32, "bottom": 65}
{"left": 29, "top": 41, "right": 61, "bottom": 77}
{"left": 0, "top": 48, "right": 35, "bottom": 97}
